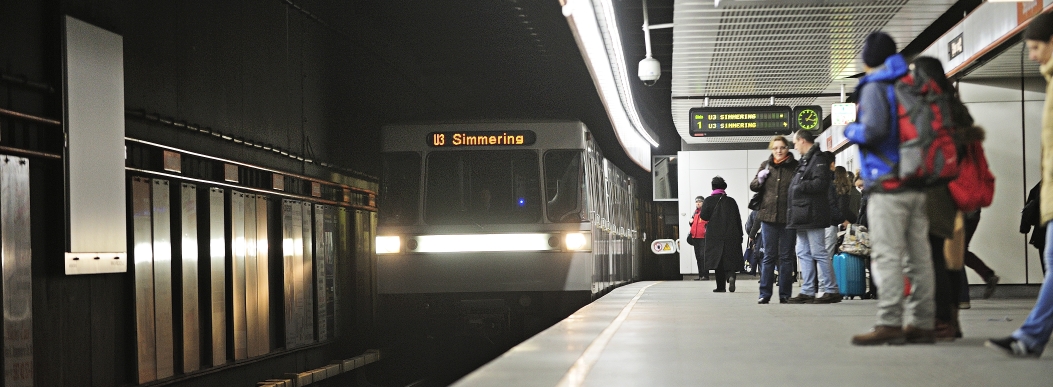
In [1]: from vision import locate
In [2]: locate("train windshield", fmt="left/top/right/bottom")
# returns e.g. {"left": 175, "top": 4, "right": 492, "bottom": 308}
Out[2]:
{"left": 379, "top": 152, "right": 421, "bottom": 225}
{"left": 425, "top": 150, "right": 541, "bottom": 224}
{"left": 544, "top": 150, "right": 584, "bottom": 223}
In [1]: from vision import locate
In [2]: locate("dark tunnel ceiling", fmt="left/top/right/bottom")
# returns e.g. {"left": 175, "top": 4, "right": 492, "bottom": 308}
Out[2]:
{"left": 298, "top": 0, "right": 679, "bottom": 181}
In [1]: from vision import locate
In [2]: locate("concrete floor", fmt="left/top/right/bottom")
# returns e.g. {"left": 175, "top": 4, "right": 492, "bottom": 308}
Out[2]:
{"left": 453, "top": 280, "right": 1052, "bottom": 387}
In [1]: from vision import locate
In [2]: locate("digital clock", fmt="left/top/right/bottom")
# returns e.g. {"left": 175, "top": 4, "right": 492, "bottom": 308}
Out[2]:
{"left": 688, "top": 106, "right": 793, "bottom": 137}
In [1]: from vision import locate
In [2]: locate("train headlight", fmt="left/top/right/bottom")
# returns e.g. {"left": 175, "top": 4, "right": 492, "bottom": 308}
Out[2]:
{"left": 376, "top": 236, "right": 401, "bottom": 254}
{"left": 565, "top": 232, "right": 588, "bottom": 251}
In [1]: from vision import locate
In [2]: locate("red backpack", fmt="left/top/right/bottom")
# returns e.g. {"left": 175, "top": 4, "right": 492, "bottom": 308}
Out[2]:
{"left": 889, "top": 71, "right": 960, "bottom": 188}
{"left": 948, "top": 141, "right": 995, "bottom": 211}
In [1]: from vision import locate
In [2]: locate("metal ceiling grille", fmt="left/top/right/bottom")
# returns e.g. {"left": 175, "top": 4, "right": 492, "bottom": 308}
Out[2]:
{"left": 671, "top": 0, "right": 957, "bottom": 143}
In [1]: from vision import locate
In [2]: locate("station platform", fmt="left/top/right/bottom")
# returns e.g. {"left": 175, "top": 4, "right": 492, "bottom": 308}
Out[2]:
{"left": 453, "top": 280, "right": 1051, "bottom": 387}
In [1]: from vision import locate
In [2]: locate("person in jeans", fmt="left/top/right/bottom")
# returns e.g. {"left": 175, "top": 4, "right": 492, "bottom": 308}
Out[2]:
{"left": 987, "top": 12, "right": 1053, "bottom": 358}
{"left": 844, "top": 31, "right": 935, "bottom": 345}
{"left": 688, "top": 196, "right": 709, "bottom": 280}
{"left": 785, "top": 131, "right": 840, "bottom": 304}
{"left": 749, "top": 136, "right": 799, "bottom": 304}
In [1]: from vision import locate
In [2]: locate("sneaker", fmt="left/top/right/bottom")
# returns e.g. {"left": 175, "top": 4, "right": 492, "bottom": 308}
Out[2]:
{"left": 985, "top": 337, "right": 1041, "bottom": 358}
{"left": 959, "top": 301, "right": 971, "bottom": 310}
{"left": 758, "top": 297, "right": 771, "bottom": 304}
{"left": 903, "top": 325, "right": 935, "bottom": 344}
{"left": 983, "top": 275, "right": 1000, "bottom": 299}
{"left": 851, "top": 325, "right": 906, "bottom": 346}
{"left": 785, "top": 293, "right": 815, "bottom": 304}
{"left": 812, "top": 293, "right": 843, "bottom": 304}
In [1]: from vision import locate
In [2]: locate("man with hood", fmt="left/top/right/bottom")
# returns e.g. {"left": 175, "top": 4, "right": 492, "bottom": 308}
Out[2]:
{"left": 844, "top": 32, "right": 936, "bottom": 345}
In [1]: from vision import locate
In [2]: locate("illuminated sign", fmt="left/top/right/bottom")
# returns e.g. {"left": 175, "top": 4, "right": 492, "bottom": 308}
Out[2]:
{"left": 793, "top": 105, "right": 823, "bottom": 131}
{"left": 948, "top": 33, "right": 964, "bottom": 60}
{"left": 688, "top": 106, "right": 792, "bottom": 137}
{"left": 427, "top": 131, "right": 537, "bottom": 147}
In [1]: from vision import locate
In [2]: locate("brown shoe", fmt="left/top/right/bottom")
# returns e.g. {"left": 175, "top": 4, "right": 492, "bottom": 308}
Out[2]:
{"left": 812, "top": 293, "right": 843, "bottom": 304}
{"left": 933, "top": 320, "right": 957, "bottom": 342}
{"left": 851, "top": 325, "right": 906, "bottom": 346}
{"left": 904, "top": 325, "right": 935, "bottom": 344}
{"left": 785, "top": 293, "right": 815, "bottom": 304}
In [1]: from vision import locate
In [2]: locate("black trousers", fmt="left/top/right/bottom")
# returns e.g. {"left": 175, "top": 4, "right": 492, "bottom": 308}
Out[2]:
{"left": 691, "top": 238, "right": 707, "bottom": 278}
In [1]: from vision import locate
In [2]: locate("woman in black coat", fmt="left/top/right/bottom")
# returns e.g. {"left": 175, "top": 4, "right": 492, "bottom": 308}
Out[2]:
{"left": 700, "top": 176, "right": 744, "bottom": 292}
{"left": 749, "top": 136, "right": 799, "bottom": 303}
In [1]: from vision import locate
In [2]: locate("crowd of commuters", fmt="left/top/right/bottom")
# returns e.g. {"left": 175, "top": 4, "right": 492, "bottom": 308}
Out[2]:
{"left": 685, "top": 14, "right": 1053, "bottom": 358}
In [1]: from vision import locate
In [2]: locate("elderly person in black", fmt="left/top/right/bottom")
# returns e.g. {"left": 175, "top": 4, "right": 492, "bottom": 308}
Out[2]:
{"left": 700, "top": 176, "right": 744, "bottom": 292}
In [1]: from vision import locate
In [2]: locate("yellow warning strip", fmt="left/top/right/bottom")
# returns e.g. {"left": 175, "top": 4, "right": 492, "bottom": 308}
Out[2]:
{"left": 556, "top": 281, "right": 662, "bottom": 387}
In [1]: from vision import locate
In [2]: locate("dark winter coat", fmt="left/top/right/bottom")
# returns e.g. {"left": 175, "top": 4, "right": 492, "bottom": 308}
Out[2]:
{"left": 829, "top": 187, "right": 857, "bottom": 225}
{"left": 749, "top": 154, "right": 799, "bottom": 224}
{"left": 699, "top": 193, "right": 744, "bottom": 271}
{"left": 786, "top": 146, "right": 833, "bottom": 229}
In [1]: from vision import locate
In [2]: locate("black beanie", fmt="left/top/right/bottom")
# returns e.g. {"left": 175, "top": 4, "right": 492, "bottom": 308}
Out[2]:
{"left": 1025, "top": 12, "right": 1053, "bottom": 42}
{"left": 862, "top": 32, "right": 897, "bottom": 68}
{"left": 711, "top": 176, "right": 727, "bottom": 190}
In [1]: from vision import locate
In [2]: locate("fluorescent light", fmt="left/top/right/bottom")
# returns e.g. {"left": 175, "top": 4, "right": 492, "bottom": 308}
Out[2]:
{"left": 564, "top": 0, "right": 656, "bottom": 171}
{"left": 376, "top": 236, "right": 401, "bottom": 254}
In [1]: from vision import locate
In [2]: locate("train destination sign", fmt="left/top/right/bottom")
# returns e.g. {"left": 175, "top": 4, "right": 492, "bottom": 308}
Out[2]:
{"left": 688, "top": 106, "right": 794, "bottom": 137}
{"left": 427, "top": 130, "right": 537, "bottom": 147}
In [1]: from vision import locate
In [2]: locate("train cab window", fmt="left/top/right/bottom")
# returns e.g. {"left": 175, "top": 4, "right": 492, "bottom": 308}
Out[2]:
{"left": 544, "top": 150, "right": 584, "bottom": 223}
{"left": 425, "top": 150, "right": 541, "bottom": 224}
{"left": 379, "top": 152, "right": 421, "bottom": 225}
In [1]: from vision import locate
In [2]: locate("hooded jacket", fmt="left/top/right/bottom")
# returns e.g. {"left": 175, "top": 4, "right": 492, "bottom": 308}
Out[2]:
{"left": 844, "top": 53, "right": 910, "bottom": 192}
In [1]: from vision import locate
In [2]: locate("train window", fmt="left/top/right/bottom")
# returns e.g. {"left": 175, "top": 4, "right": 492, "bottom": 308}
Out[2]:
{"left": 544, "top": 150, "right": 584, "bottom": 223}
{"left": 425, "top": 150, "right": 541, "bottom": 224}
{"left": 379, "top": 152, "right": 421, "bottom": 225}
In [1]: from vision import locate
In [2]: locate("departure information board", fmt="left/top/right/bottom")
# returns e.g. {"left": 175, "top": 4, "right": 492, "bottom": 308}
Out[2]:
{"left": 427, "top": 130, "right": 537, "bottom": 147}
{"left": 689, "top": 106, "right": 793, "bottom": 137}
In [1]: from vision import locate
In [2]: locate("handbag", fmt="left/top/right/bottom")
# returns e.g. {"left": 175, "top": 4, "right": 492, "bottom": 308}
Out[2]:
{"left": 839, "top": 223, "right": 871, "bottom": 256}
{"left": 747, "top": 161, "right": 769, "bottom": 211}
{"left": 944, "top": 211, "right": 965, "bottom": 270}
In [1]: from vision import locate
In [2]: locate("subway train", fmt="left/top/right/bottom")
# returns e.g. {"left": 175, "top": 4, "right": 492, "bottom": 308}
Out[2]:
{"left": 374, "top": 121, "right": 645, "bottom": 344}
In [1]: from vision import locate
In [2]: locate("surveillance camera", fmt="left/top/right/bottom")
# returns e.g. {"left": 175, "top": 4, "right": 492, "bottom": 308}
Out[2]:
{"left": 638, "top": 57, "right": 660, "bottom": 85}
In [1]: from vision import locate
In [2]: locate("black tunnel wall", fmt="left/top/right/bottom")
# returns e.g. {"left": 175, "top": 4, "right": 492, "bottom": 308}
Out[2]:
{"left": 2, "top": 0, "right": 382, "bottom": 386}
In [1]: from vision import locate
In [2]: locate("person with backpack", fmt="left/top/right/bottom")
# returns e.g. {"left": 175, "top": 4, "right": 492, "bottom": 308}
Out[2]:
{"left": 844, "top": 32, "right": 936, "bottom": 345}
{"left": 987, "top": 12, "right": 1053, "bottom": 358}
{"left": 785, "top": 131, "right": 841, "bottom": 304}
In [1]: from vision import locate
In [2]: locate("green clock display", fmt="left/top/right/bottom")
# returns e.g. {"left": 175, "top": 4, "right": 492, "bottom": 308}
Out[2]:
{"left": 794, "top": 106, "right": 823, "bottom": 131}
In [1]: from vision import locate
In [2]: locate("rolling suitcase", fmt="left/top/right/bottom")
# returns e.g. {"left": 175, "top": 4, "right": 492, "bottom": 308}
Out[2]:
{"left": 833, "top": 252, "right": 867, "bottom": 299}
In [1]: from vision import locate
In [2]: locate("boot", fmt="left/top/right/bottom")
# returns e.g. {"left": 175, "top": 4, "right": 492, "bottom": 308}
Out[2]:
{"left": 951, "top": 306, "right": 963, "bottom": 338}
{"left": 851, "top": 325, "right": 906, "bottom": 346}
{"left": 933, "top": 320, "right": 957, "bottom": 342}
{"left": 728, "top": 272, "right": 737, "bottom": 292}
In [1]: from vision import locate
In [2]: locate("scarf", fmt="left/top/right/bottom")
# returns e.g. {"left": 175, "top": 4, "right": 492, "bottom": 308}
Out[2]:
{"left": 772, "top": 154, "right": 789, "bottom": 164}
{"left": 711, "top": 189, "right": 726, "bottom": 196}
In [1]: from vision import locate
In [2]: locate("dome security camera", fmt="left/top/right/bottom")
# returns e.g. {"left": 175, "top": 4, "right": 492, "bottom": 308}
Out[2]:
{"left": 638, "top": 57, "right": 660, "bottom": 86}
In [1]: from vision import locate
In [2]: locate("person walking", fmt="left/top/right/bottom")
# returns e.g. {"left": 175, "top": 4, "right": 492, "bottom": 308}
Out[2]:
{"left": 699, "top": 176, "right": 744, "bottom": 293}
{"left": 987, "top": 13, "right": 1053, "bottom": 358}
{"left": 785, "top": 131, "right": 841, "bottom": 304}
{"left": 845, "top": 32, "right": 936, "bottom": 345}
{"left": 688, "top": 196, "right": 709, "bottom": 280}
{"left": 750, "top": 136, "right": 799, "bottom": 303}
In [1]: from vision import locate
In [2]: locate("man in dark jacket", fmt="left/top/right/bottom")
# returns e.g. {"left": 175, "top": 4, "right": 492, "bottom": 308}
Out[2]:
{"left": 785, "top": 131, "right": 841, "bottom": 304}
{"left": 845, "top": 32, "right": 935, "bottom": 346}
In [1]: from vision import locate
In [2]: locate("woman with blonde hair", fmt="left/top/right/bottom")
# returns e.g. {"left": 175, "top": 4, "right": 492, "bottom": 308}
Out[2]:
{"left": 750, "top": 135, "right": 799, "bottom": 303}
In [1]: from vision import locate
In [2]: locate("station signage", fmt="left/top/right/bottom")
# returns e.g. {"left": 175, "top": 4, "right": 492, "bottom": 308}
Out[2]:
{"left": 831, "top": 103, "right": 856, "bottom": 125}
{"left": 427, "top": 130, "right": 536, "bottom": 147}
{"left": 688, "top": 106, "right": 793, "bottom": 137}
{"left": 651, "top": 239, "right": 678, "bottom": 255}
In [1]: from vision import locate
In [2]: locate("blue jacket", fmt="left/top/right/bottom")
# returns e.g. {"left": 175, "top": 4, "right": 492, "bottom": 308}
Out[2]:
{"left": 844, "top": 54, "right": 909, "bottom": 191}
